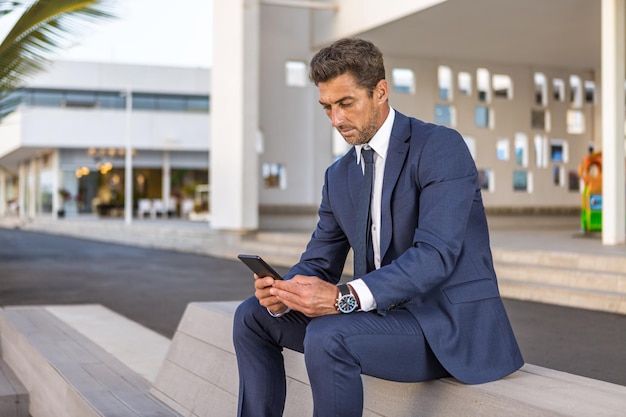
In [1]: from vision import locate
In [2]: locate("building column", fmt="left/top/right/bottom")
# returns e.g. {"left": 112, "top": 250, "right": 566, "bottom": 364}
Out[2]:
{"left": 162, "top": 151, "right": 171, "bottom": 215}
{"left": 51, "top": 150, "right": 61, "bottom": 218}
{"left": 0, "top": 169, "right": 6, "bottom": 217}
{"left": 28, "top": 159, "right": 37, "bottom": 219}
{"left": 18, "top": 162, "right": 26, "bottom": 219}
{"left": 601, "top": 0, "right": 626, "bottom": 245}
{"left": 124, "top": 89, "right": 133, "bottom": 225}
{"left": 210, "top": 0, "right": 260, "bottom": 230}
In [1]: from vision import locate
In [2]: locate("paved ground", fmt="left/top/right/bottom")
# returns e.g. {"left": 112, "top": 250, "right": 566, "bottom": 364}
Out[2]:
{"left": 1, "top": 227, "right": 625, "bottom": 386}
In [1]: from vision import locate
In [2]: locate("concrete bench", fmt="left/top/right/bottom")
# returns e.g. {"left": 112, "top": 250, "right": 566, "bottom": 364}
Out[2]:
{"left": 0, "top": 359, "right": 28, "bottom": 417}
{"left": 152, "top": 301, "right": 626, "bottom": 417}
{"left": 0, "top": 306, "right": 181, "bottom": 417}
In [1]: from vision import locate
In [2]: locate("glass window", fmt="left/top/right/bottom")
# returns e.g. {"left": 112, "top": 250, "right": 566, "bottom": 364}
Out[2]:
{"left": 531, "top": 109, "right": 546, "bottom": 130}
{"left": 97, "top": 92, "right": 125, "bottom": 109}
{"left": 553, "top": 166, "right": 564, "bottom": 186}
{"left": 392, "top": 68, "right": 415, "bottom": 94}
{"left": 39, "top": 169, "right": 55, "bottom": 213}
{"left": 568, "top": 170, "right": 580, "bottom": 192}
{"left": 438, "top": 66, "right": 453, "bottom": 100}
{"left": 65, "top": 91, "right": 96, "bottom": 107}
{"left": 262, "top": 163, "right": 287, "bottom": 189}
{"left": 553, "top": 78, "right": 565, "bottom": 101}
{"left": 475, "top": 106, "right": 489, "bottom": 128}
{"left": 434, "top": 104, "right": 455, "bottom": 127}
{"left": 133, "top": 94, "right": 158, "bottom": 110}
{"left": 496, "top": 138, "right": 509, "bottom": 161}
{"left": 514, "top": 133, "right": 528, "bottom": 167}
{"left": 513, "top": 170, "right": 529, "bottom": 191}
{"left": 551, "top": 145, "right": 563, "bottom": 162}
{"left": 32, "top": 89, "right": 64, "bottom": 107}
{"left": 570, "top": 75, "right": 582, "bottom": 107}
{"left": 550, "top": 139, "right": 568, "bottom": 163}
{"left": 186, "top": 96, "right": 209, "bottom": 112}
{"left": 584, "top": 81, "right": 595, "bottom": 104}
{"left": 458, "top": 72, "right": 472, "bottom": 96}
{"left": 477, "top": 68, "right": 490, "bottom": 102}
{"left": 13, "top": 88, "right": 209, "bottom": 113}
{"left": 534, "top": 72, "right": 547, "bottom": 106}
{"left": 493, "top": 74, "right": 513, "bottom": 99}
{"left": 567, "top": 109, "right": 585, "bottom": 134}
{"left": 158, "top": 95, "right": 186, "bottom": 111}
{"left": 532, "top": 109, "right": 551, "bottom": 132}
{"left": 0, "top": 90, "right": 25, "bottom": 119}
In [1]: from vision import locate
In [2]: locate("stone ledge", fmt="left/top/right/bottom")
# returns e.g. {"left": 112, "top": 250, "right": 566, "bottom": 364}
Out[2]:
{"left": 0, "top": 306, "right": 181, "bottom": 417}
{"left": 0, "top": 359, "right": 28, "bottom": 417}
{"left": 152, "top": 301, "right": 626, "bottom": 417}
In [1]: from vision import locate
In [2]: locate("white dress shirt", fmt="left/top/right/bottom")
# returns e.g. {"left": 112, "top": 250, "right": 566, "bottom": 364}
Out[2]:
{"left": 350, "top": 108, "right": 395, "bottom": 311}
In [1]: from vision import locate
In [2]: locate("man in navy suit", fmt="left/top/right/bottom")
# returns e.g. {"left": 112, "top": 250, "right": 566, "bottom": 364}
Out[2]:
{"left": 233, "top": 37, "right": 523, "bottom": 417}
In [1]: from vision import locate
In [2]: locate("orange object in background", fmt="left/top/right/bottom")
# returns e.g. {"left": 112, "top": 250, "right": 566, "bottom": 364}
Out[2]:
{"left": 578, "top": 152, "right": 603, "bottom": 232}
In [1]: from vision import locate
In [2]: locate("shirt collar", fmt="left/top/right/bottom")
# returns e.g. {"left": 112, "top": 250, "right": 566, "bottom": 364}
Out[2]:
{"left": 356, "top": 107, "right": 395, "bottom": 165}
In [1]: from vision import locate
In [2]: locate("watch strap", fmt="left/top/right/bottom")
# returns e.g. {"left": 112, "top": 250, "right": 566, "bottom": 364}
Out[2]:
{"left": 338, "top": 283, "right": 351, "bottom": 297}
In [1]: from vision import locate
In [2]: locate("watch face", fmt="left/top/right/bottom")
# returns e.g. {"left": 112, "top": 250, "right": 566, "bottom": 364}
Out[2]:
{"left": 338, "top": 294, "right": 357, "bottom": 313}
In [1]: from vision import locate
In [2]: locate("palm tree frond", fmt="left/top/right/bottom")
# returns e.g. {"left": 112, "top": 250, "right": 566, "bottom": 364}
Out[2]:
{"left": 0, "top": 0, "right": 117, "bottom": 91}
{"left": 0, "top": 1, "right": 25, "bottom": 17}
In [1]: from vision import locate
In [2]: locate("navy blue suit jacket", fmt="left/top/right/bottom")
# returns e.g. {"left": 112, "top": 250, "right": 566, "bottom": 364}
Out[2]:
{"left": 284, "top": 111, "right": 523, "bottom": 384}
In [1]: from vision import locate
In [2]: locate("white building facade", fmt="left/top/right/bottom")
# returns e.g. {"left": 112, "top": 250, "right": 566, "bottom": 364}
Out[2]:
{"left": 0, "top": 61, "right": 210, "bottom": 220}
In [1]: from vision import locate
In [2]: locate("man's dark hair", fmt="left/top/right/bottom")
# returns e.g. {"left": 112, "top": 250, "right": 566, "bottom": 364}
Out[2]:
{"left": 309, "top": 38, "right": 386, "bottom": 97}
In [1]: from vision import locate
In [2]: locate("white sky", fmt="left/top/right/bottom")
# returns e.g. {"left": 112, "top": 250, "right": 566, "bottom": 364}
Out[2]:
{"left": 54, "top": 0, "right": 213, "bottom": 68}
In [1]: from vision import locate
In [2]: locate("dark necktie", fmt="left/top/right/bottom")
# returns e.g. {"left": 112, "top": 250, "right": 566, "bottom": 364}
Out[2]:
{"left": 354, "top": 147, "right": 374, "bottom": 277}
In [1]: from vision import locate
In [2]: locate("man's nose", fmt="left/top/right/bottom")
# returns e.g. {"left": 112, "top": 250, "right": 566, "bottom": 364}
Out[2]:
{"left": 330, "top": 109, "right": 344, "bottom": 127}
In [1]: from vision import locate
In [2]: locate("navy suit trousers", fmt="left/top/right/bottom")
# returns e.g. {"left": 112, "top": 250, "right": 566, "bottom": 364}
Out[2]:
{"left": 233, "top": 296, "right": 449, "bottom": 417}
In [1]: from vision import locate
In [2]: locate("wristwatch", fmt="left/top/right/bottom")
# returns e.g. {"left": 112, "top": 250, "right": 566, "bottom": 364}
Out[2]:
{"left": 335, "top": 284, "right": 358, "bottom": 313}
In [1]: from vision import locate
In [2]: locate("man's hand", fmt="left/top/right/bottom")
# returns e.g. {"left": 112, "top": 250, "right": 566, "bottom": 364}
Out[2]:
{"left": 270, "top": 275, "right": 340, "bottom": 317}
{"left": 254, "top": 274, "right": 289, "bottom": 316}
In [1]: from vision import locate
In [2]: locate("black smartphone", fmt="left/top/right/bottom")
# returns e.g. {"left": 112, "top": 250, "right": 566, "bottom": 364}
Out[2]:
{"left": 237, "top": 254, "right": 283, "bottom": 280}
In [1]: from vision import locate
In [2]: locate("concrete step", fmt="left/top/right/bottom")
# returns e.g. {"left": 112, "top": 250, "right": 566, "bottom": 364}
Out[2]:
{"left": 0, "top": 305, "right": 180, "bottom": 417}
{"left": 493, "top": 249, "right": 626, "bottom": 314}
{"left": 495, "top": 264, "right": 626, "bottom": 295}
{"left": 0, "top": 359, "right": 28, "bottom": 417}
{"left": 492, "top": 248, "right": 626, "bottom": 275}
{"left": 499, "top": 278, "right": 626, "bottom": 314}
{"left": 254, "top": 231, "right": 311, "bottom": 245}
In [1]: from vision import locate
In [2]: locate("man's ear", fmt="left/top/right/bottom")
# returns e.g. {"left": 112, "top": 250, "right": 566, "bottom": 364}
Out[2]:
{"left": 376, "top": 80, "right": 388, "bottom": 103}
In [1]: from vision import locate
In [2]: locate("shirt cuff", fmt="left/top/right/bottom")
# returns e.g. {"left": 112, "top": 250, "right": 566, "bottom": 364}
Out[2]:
{"left": 349, "top": 279, "right": 377, "bottom": 312}
{"left": 267, "top": 307, "right": 291, "bottom": 318}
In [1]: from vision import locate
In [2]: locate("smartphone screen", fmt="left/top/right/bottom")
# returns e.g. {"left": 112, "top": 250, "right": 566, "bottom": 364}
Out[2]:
{"left": 237, "top": 254, "right": 283, "bottom": 280}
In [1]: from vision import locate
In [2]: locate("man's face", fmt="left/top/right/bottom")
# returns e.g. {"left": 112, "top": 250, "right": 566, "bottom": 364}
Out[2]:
{"left": 318, "top": 73, "right": 388, "bottom": 146}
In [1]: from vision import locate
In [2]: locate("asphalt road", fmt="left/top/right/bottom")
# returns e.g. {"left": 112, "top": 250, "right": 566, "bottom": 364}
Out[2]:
{"left": 1, "top": 228, "right": 625, "bottom": 386}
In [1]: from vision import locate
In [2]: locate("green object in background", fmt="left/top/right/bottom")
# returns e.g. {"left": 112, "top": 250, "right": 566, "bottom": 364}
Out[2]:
{"left": 581, "top": 194, "right": 602, "bottom": 232}
{"left": 578, "top": 152, "right": 603, "bottom": 233}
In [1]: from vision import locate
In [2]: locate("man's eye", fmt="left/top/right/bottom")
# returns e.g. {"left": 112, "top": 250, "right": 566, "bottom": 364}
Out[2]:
{"left": 340, "top": 102, "right": 352, "bottom": 108}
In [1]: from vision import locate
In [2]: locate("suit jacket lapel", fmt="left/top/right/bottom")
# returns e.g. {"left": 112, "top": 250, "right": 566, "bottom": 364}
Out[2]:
{"left": 380, "top": 114, "right": 410, "bottom": 260}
